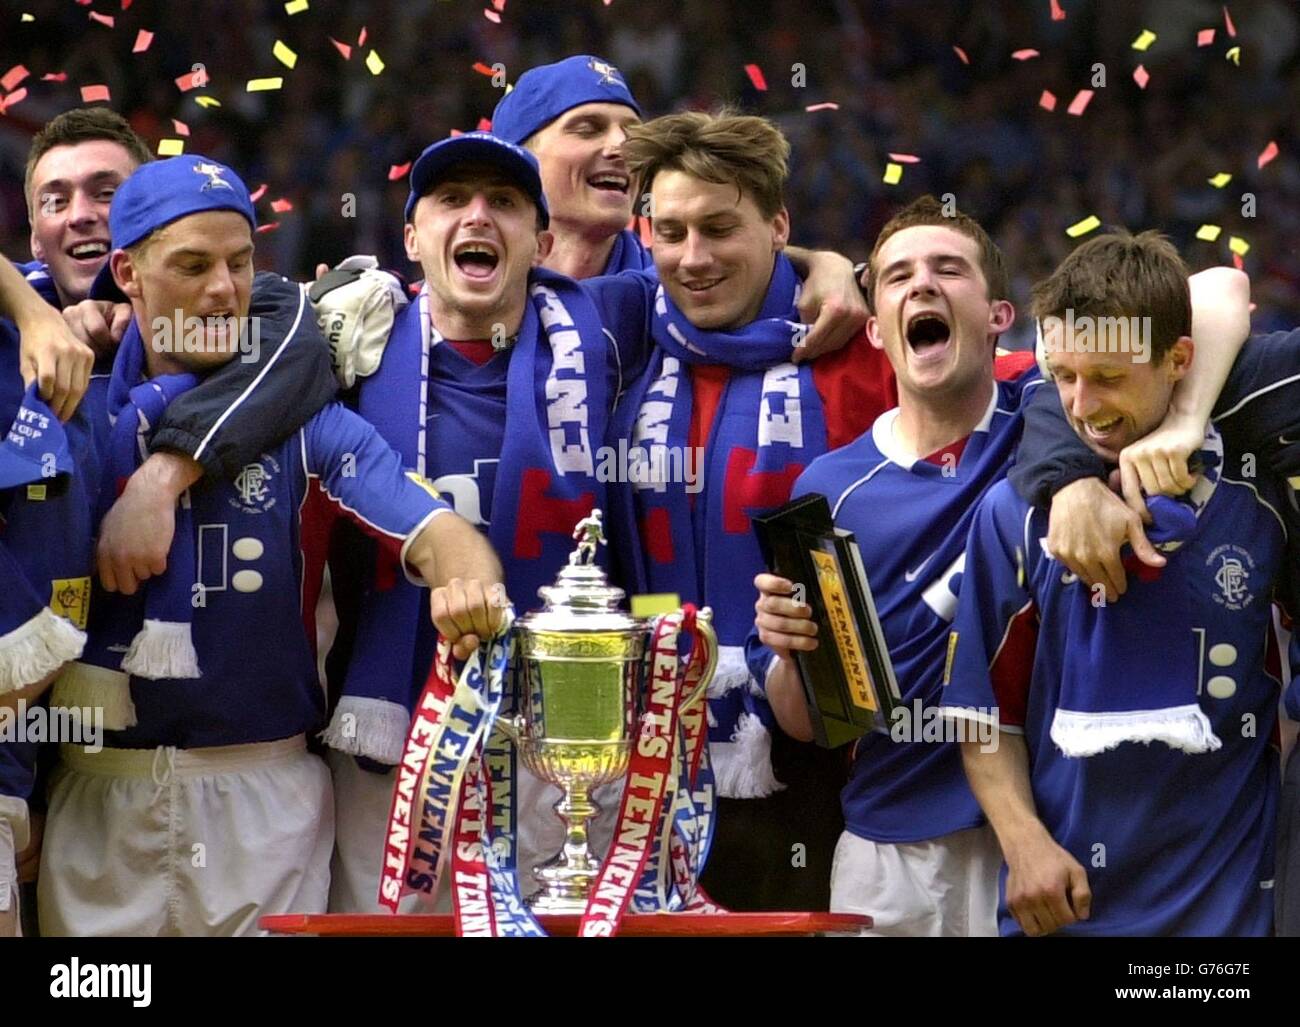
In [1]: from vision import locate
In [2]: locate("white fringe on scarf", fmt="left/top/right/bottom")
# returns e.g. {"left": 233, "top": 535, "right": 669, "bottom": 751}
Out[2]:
{"left": 1050, "top": 704, "right": 1222, "bottom": 758}
{"left": 121, "top": 619, "right": 201, "bottom": 680}
{"left": 0, "top": 608, "right": 85, "bottom": 695}
{"left": 50, "top": 660, "right": 137, "bottom": 731}
{"left": 320, "top": 695, "right": 411, "bottom": 765}
{"left": 707, "top": 646, "right": 786, "bottom": 799}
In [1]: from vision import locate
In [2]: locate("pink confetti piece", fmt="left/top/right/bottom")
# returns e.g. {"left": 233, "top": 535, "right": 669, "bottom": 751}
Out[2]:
{"left": 491, "top": 0, "right": 506, "bottom": 8}
{"left": 449, "top": 128, "right": 464, "bottom": 138}
{"left": 1011, "top": 49, "right": 1040, "bottom": 60}
{"left": 330, "top": 38, "right": 352, "bottom": 60}
{"left": 472, "top": 61, "right": 496, "bottom": 76}
{"left": 0, "top": 88, "right": 29, "bottom": 114}
{"left": 1258, "top": 140, "right": 1279, "bottom": 168}
{"left": 1, "top": 65, "right": 29, "bottom": 92}
{"left": 41, "top": 72, "right": 68, "bottom": 82}
{"left": 804, "top": 102, "right": 840, "bottom": 112}
{"left": 256, "top": 222, "right": 280, "bottom": 234}
{"left": 270, "top": 198, "right": 294, "bottom": 213}
{"left": 357, "top": 26, "right": 367, "bottom": 47}
{"left": 952, "top": 45, "right": 970, "bottom": 65}
{"left": 122, "top": 0, "right": 134, "bottom": 8}
{"left": 1133, "top": 64, "right": 1150, "bottom": 89}
{"left": 75, "top": 0, "right": 91, "bottom": 4}
{"left": 80, "top": 84, "right": 111, "bottom": 102}
{"left": 88, "top": 11, "right": 114, "bottom": 27}
{"left": 1050, "top": 0, "right": 1066, "bottom": 21}
{"left": 1232, "top": 252, "right": 1244, "bottom": 270}
{"left": 888, "top": 152, "right": 921, "bottom": 163}
{"left": 1039, "top": 89, "right": 1057, "bottom": 111}
{"left": 249, "top": 183, "right": 269, "bottom": 203}
{"left": 1067, "top": 88, "right": 1094, "bottom": 115}
{"left": 132, "top": 29, "right": 153, "bottom": 53}
{"left": 483, "top": 8, "right": 501, "bottom": 22}
{"left": 1223, "top": 6, "right": 1236, "bottom": 37}
{"left": 477, "top": 116, "right": 492, "bottom": 131}
{"left": 387, "top": 162, "right": 411, "bottom": 181}
{"left": 172, "top": 118, "right": 190, "bottom": 136}
{"left": 1198, "top": 28, "right": 1216, "bottom": 46}
{"left": 744, "top": 63, "right": 767, "bottom": 91}
{"left": 175, "top": 70, "right": 205, "bottom": 91}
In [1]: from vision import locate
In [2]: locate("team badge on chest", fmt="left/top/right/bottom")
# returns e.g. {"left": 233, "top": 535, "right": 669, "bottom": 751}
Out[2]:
{"left": 229, "top": 454, "right": 280, "bottom": 515}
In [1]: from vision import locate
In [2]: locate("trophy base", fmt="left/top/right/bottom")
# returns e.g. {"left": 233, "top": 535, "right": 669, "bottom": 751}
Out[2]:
{"left": 525, "top": 890, "right": 593, "bottom": 916}
{"left": 527, "top": 857, "right": 602, "bottom": 915}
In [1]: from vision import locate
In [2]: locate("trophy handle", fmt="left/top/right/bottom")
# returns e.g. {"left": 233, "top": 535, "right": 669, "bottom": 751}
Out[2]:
{"left": 683, "top": 606, "right": 718, "bottom": 709}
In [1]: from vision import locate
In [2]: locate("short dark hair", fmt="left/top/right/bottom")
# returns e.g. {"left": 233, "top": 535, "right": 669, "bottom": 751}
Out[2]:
{"left": 1031, "top": 230, "right": 1191, "bottom": 364}
{"left": 24, "top": 107, "right": 151, "bottom": 216}
{"left": 865, "top": 194, "right": 1009, "bottom": 313}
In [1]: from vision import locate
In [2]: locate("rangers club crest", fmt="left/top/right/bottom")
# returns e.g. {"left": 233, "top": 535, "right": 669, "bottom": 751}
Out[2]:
{"left": 230, "top": 454, "right": 280, "bottom": 514}
{"left": 1207, "top": 543, "right": 1255, "bottom": 611}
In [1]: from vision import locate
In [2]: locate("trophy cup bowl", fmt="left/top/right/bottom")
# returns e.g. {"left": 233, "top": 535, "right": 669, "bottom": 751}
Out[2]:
{"left": 500, "top": 511, "right": 715, "bottom": 915}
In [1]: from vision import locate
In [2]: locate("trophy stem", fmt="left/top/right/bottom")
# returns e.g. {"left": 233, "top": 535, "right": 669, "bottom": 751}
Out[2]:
{"left": 528, "top": 781, "right": 605, "bottom": 915}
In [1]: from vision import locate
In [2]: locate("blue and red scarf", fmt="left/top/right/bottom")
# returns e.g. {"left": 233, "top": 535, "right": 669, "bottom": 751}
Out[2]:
{"left": 611, "top": 253, "right": 829, "bottom": 798}
{"left": 324, "top": 267, "right": 613, "bottom": 763}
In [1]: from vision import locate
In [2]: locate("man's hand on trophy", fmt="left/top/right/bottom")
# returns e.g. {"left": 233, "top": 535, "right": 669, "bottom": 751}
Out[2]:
{"left": 430, "top": 578, "right": 509, "bottom": 660}
{"left": 753, "top": 573, "right": 819, "bottom": 661}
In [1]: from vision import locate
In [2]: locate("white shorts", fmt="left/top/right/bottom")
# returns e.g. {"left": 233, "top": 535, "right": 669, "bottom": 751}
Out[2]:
{"left": 328, "top": 749, "right": 622, "bottom": 911}
{"left": 38, "top": 735, "right": 333, "bottom": 937}
{"left": 829, "top": 824, "right": 1002, "bottom": 936}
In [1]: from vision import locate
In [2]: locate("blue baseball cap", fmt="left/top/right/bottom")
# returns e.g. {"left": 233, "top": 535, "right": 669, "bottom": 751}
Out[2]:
{"left": 91, "top": 154, "right": 257, "bottom": 301}
{"left": 491, "top": 55, "right": 641, "bottom": 146}
{"left": 404, "top": 131, "right": 549, "bottom": 226}
{"left": 0, "top": 383, "right": 74, "bottom": 490}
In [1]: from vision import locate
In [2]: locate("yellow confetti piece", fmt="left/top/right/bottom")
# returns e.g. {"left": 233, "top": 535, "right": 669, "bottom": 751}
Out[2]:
{"left": 1228, "top": 236, "right": 1250, "bottom": 256}
{"left": 365, "top": 50, "right": 385, "bottom": 75}
{"left": 273, "top": 40, "right": 298, "bottom": 69}
{"left": 194, "top": 95, "right": 221, "bottom": 108}
{"left": 1195, "top": 224, "right": 1223, "bottom": 242}
{"left": 1226, "top": 45, "right": 1241, "bottom": 64}
{"left": 883, "top": 162, "right": 903, "bottom": 185}
{"left": 246, "top": 77, "right": 284, "bottom": 92}
{"left": 1208, "top": 172, "right": 1233, "bottom": 188}
{"left": 285, "top": 0, "right": 309, "bottom": 12}
{"left": 1132, "top": 29, "right": 1157, "bottom": 51}
{"left": 631, "top": 593, "right": 681, "bottom": 618}
{"left": 1066, "top": 215, "right": 1101, "bottom": 238}
{"left": 21, "top": 13, "right": 33, "bottom": 21}
{"left": 157, "top": 138, "right": 185, "bottom": 156}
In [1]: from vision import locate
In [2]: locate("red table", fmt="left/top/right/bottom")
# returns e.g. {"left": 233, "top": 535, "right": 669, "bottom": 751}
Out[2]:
{"left": 261, "top": 911, "right": 870, "bottom": 937}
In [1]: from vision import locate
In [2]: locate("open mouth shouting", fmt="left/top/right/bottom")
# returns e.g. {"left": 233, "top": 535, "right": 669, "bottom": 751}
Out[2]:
{"left": 1081, "top": 413, "right": 1126, "bottom": 451}
{"left": 452, "top": 240, "right": 501, "bottom": 283}
{"left": 587, "top": 171, "right": 630, "bottom": 196}
{"left": 905, "top": 310, "right": 952, "bottom": 364}
{"left": 66, "top": 239, "right": 110, "bottom": 269}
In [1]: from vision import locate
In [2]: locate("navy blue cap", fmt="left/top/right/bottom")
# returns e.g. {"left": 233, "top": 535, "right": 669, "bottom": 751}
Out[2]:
{"left": 0, "top": 383, "right": 73, "bottom": 490}
{"left": 491, "top": 55, "right": 641, "bottom": 146}
{"left": 404, "top": 132, "right": 549, "bottom": 226}
{"left": 91, "top": 154, "right": 257, "bottom": 301}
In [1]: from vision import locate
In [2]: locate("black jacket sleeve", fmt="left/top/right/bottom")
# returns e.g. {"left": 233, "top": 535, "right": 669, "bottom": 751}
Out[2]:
{"left": 148, "top": 271, "right": 338, "bottom": 480}
{"left": 1008, "top": 377, "right": 1107, "bottom": 509}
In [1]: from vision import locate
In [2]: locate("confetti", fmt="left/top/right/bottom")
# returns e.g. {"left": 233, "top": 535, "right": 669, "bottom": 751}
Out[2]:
{"left": 357, "top": 26, "right": 367, "bottom": 47}
{"left": 246, "top": 77, "right": 284, "bottom": 92}
{"left": 1, "top": 65, "right": 29, "bottom": 92}
{"left": 804, "top": 102, "right": 840, "bottom": 112}
{"left": 1133, "top": 65, "right": 1150, "bottom": 89}
{"left": 387, "top": 162, "right": 411, "bottom": 181}
{"left": 1038, "top": 89, "right": 1057, "bottom": 111}
{"left": 157, "top": 138, "right": 185, "bottom": 156}
{"left": 744, "top": 64, "right": 767, "bottom": 91}
{"left": 1208, "top": 172, "right": 1232, "bottom": 188}
{"left": 285, "top": 0, "right": 309, "bottom": 12}
{"left": 492, "top": 0, "right": 506, "bottom": 9}
{"left": 249, "top": 183, "right": 269, "bottom": 203}
{"left": 888, "top": 152, "right": 921, "bottom": 163}
{"left": 484, "top": 9, "right": 501, "bottom": 22}
{"left": 1232, "top": 252, "right": 1244, "bottom": 270}
{"left": 122, "top": 0, "right": 133, "bottom": 9}
{"left": 21, "top": 13, "right": 33, "bottom": 22}
{"left": 273, "top": 40, "right": 298, "bottom": 69}
{"left": 1223, "top": 5, "right": 1236, "bottom": 38}
{"left": 1258, "top": 140, "right": 1279, "bottom": 168}
{"left": 270, "top": 198, "right": 294, "bottom": 213}
{"left": 256, "top": 222, "right": 280, "bottom": 234}
{"left": 1132, "top": 30, "right": 1156, "bottom": 51}
{"left": 952, "top": 45, "right": 970, "bottom": 65}
{"left": 1050, "top": 0, "right": 1066, "bottom": 21}
{"left": 477, "top": 117, "right": 492, "bottom": 131}
{"left": 0, "top": 88, "right": 28, "bottom": 113}
{"left": 41, "top": 72, "right": 67, "bottom": 82}
{"left": 175, "top": 70, "right": 206, "bottom": 92}
{"left": 1067, "top": 89, "right": 1093, "bottom": 115}
{"left": 1226, "top": 46, "right": 1241, "bottom": 65}
{"left": 1195, "top": 224, "right": 1222, "bottom": 242}
{"left": 172, "top": 118, "right": 190, "bottom": 136}
{"left": 80, "top": 84, "right": 111, "bottom": 103}
{"left": 883, "top": 162, "right": 903, "bottom": 185}
{"left": 1197, "top": 28, "right": 1216, "bottom": 47}
{"left": 1228, "top": 236, "right": 1250, "bottom": 256}
{"left": 365, "top": 50, "right": 385, "bottom": 75}
{"left": 330, "top": 38, "right": 352, "bottom": 60}
{"left": 194, "top": 95, "right": 221, "bottom": 108}
{"left": 88, "top": 11, "right": 114, "bottom": 27}
{"left": 132, "top": 30, "right": 153, "bottom": 53}
{"left": 472, "top": 61, "right": 497, "bottom": 76}
{"left": 1066, "top": 215, "right": 1101, "bottom": 238}
{"left": 1011, "top": 49, "right": 1040, "bottom": 60}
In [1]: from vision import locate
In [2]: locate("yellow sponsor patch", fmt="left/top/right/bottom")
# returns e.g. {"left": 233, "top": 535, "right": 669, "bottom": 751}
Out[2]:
{"left": 404, "top": 471, "right": 442, "bottom": 501}
{"left": 943, "top": 631, "right": 959, "bottom": 686}
{"left": 50, "top": 577, "right": 91, "bottom": 630}
{"left": 26, "top": 483, "right": 47, "bottom": 501}
{"left": 811, "top": 549, "right": 877, "bottom": 712}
